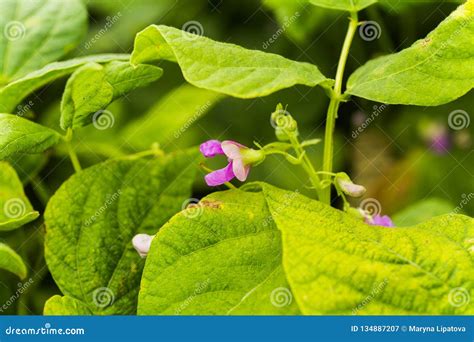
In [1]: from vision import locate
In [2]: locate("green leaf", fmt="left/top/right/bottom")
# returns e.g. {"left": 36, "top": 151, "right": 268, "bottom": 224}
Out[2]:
{"left": 122, "top": 84, "right": 223, "bottom": 149}
{"left": 44, "top": 295, "right": 92, "bottom": 315}
{"left": 0, "top": 0, "right": 87, "bottom": 83}
{"left": 0, "top": 161, "right": 38, "bottom": 231}
{"left": 378, "top": 0, "right": 465, "bottom": 13}
{"left": 308, "top": 0, "right": 377, "bottom": 11}
{"left": 60, "top": 63, "right": 114, "bottom": 130}
{"left": 44, "top": 150, "right": 200, "bottom": 315}
{"left": 392, "top": 198, "right": 456, "bottom": 226}
{"left": 347, "top": 1, "right": 474, "bottom": 105}
{"left": 0, "top": 243, "right": 27, "bottom": 279}
{"left": 0, "top": 114, "right": 61, "bottom": 160}
{"left": 261, "top": 183, "right": 474, "bottom": 314}
{"left": 131, "top": 25, "right": 330, "bottom": 98}
{"left": 103, "top": 61, "right": 163, "bottom": 99}
{"left": 138, "top": 189, "right": 300, "bottom": 315}
{"left": 60, "top": 61, "right": 163, "bottom": 130}
{"left": 0, "top": 54, "right": 129, "bottom": 113}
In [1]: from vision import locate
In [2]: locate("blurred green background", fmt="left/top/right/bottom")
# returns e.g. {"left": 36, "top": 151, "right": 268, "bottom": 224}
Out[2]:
{"left": 1, "top": 0, "right": 472, "bottom": 315}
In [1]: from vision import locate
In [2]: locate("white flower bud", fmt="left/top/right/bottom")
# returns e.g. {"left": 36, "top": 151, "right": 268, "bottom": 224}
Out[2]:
{"left": 335, "top": 173, "right": 366, "bottom": 198}
{"left": 337, "top": 179, "right": 366, "bottom": 197}
{"left": 132, "top": 234, "right": 155, "bottom": 258}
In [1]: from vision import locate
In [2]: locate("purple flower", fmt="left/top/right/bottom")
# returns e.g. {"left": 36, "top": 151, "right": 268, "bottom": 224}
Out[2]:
{"left": 366, "top": 214, "right": 394, "bottom": 227}
{"left": 422, "top": 122, "right": 451, "bottom": 154}
{"left": 430, "top": 133, "right": 450, "bottom": 154}
{"left": 200, "top": 139, "right": 224, "bottom": 158}
{"left": 200, "top": 140, "right": 264, "bottom": 186}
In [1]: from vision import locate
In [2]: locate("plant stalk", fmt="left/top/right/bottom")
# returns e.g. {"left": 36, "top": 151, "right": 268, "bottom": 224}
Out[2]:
{"left": 321, "top": 11, "right": 358, "bottom": 205}
{"left": 288, "top": 136, "right": 324, "bottom": 199}
{"left": 65, "top": 128, "right": 82, "bottom": 173}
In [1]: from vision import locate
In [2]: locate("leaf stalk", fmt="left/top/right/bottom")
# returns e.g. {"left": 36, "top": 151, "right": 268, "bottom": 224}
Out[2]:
{"left": 321, "top": 11, "right": 359, "bottom": 204}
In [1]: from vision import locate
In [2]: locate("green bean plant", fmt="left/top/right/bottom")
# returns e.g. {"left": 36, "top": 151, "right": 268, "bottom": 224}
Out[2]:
{"left": 0, "top": 0, "right": 472, "bottom": 315}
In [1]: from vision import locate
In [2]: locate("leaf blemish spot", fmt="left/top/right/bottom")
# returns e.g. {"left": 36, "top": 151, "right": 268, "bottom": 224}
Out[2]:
{"left": 200, "top": 199, "right": 222, "bottom": 209}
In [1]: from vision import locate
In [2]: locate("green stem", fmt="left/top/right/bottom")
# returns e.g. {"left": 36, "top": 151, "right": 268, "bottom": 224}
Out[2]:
{"left": 65, "top": 128, "right": 82, "bottom": 173}
{"left": 321, "top": 11, "right": 359, "bottom": 205}
{"left": 288, "top": 135, "right": 324, "bottom": 199}
{"left": 121, "top": 148, "right": 164, "bottom": 160}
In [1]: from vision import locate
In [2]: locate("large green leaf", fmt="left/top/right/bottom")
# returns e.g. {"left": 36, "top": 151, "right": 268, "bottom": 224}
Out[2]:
{"left": 0, "top": 243, "right": 27, "bottom": 279}
{"left": 0, "top": 161, "right": 38, "bottom": 231}
{"left": 0, "top": 114, "right": 61, "bottom": 160}
{"left": 122, "top": 84, "right": 223, "bottom": 150}
{"left": 44, "top": 150, "right": 200, "bottom": 315}
{"left": 44, "top": 295, "right": 92, "bottom": 315}
{"left": 138, "top": 189, "right": 300, "bottom": 315}
{"left": 131, "top": 25, "right": 330, "bottom": 99}
{"left": 347, "top": 0, "right": 474, "bottom": 105}
{"left": 261, "top": 184, "right": 474, "bottom": 314}
{"left": 0, "top": 54, "right": 129, "bottom": 113}
{"left": 140, "top": 182, "right": 473, "bottom": 315}
{"left": 0, "top": 0, "right": 87, "bottom": 84}
{"left": 307, "top": 0, "right": 377, "bottom": 11}
{"left": 60, "top": 61, "right": 163, "bottom": 129}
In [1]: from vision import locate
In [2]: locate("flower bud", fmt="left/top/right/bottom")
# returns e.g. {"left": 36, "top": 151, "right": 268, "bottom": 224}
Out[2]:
{"left": 132, "top": 234, "right": 155, "bottom": 258}
{"left": 335, "top": 173, "right": 366, "bottom": 198}
{"left": 271, "top": 104, "right": 298, "bottom": 141}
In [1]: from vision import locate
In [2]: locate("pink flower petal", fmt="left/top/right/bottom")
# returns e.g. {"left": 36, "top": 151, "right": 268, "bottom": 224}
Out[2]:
{"left": 200, "top": 140, "right": 224, "bottom": 158}
{"left": 221, "top": 140, "right": 245, "bottom": 160}
{"left": 205, "top": 162, "right": 235, "bottom": 186}
{"left": 367, "top": 215, "right": 394, "bottom": 227}
{"left": 232, "top": 158, "right": 250, "bottom": 181}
